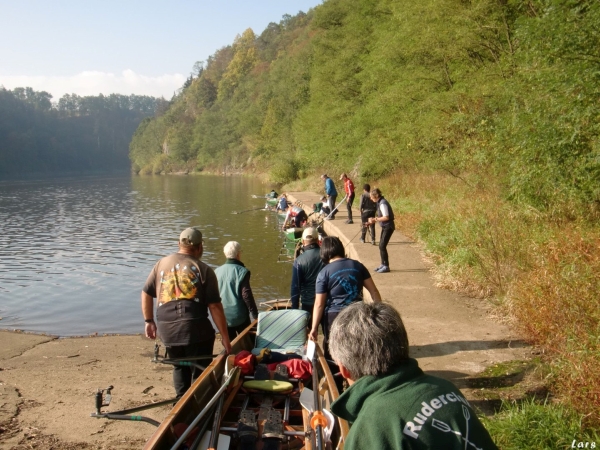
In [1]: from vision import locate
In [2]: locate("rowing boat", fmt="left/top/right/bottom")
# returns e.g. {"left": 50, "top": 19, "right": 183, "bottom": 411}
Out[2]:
{"left": 143, "top": 313, "right": 348, "bottom": 449}
{"left": 283, "top": 227, "right": 304, "bottom": 242}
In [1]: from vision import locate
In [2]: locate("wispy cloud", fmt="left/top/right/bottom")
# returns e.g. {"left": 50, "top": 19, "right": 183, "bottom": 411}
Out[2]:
{"left": 0, "top": 70, "right": 186, "bottom": 100}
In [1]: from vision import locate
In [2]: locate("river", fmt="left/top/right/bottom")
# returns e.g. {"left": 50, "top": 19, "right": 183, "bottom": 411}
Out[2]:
{"left": 0, "top": 174, "right": 293, "bottom": 336}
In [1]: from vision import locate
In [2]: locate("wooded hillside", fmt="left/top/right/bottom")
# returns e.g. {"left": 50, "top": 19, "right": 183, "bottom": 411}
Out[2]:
{"left": 130, "top": 0, "right": 599, "bottom": 220}
{"left": 0, "top": 88, "right": 161, "bottom": 178}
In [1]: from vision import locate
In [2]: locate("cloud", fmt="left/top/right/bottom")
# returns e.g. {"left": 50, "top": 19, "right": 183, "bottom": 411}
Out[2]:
{"left": 0, "top": 70, "right": 187, "bottom": 100}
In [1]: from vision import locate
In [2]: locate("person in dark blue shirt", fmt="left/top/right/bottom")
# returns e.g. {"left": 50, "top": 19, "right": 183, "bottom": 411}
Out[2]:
{"left": 309, "top": 236, "right": 382, "bottom": 357}
{"left": 290, "top": 227, "right": 324, "bottom": 323}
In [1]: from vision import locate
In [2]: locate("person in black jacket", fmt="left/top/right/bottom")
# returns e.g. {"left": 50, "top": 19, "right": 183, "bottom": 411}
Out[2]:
{"left": 359, "top": 184, "right": 377, "bottom": 245}
{"left": 368, "top": 188, "right": 395, "bottom": 273}
{"left": 290, "top": 227, "right": 324, "bottom": 323}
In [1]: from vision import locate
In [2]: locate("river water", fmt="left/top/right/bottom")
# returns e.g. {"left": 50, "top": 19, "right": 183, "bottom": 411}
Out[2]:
{"left": 0, "top": 174, "right": 294, "bottom": 336}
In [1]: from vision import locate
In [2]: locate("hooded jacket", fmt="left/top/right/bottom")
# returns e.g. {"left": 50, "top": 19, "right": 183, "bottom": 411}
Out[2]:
{"left": 331, "top": 358, "right": 498, "bottom": 450}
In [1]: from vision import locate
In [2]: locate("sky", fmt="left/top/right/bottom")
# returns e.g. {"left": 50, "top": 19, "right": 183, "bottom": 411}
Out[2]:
{"left": 0, "top": 0, "right": 323, "bottom": 100}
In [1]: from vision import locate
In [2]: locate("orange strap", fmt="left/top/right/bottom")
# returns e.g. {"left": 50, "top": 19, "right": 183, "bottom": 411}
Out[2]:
{"left": 310, "top": 411, "right": 327, "bottom": 430}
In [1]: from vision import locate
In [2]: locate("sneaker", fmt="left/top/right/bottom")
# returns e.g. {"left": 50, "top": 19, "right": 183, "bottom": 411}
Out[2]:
{"left": 376, "top": 266, "right": 390, "bottom": 273}
{"left": 345, "top": 220, "right": 354, "bottom": 224}
{"left": 372, "top": 240, "right": 377, "bottom": 246}
{"left": 359, "top": 238, "right": 365, "bottom": 243}
{"left": 374, "top": 265, "right": 384, "bottom": 272}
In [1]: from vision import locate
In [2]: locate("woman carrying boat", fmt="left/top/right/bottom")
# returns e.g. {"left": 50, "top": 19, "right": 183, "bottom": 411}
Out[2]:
{"left": 308, "top": 236, "right": 382, "bottom": 358}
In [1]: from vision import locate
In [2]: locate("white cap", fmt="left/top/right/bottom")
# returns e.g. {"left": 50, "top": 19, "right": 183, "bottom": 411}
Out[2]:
{"left": 302, "top": 227, "right": 318, "bottom": 241}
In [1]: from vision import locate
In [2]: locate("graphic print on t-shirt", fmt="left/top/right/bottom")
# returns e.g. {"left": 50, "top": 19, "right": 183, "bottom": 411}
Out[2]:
{"left": 159, "top": 263, "right": 200, "bottom": 303}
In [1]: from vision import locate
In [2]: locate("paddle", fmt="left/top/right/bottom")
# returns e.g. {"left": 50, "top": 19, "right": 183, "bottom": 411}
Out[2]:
{"left": 232, "top": 206, "right": 266, "bottom": 214}
{"left": 170, "top": 365, "right": 240, "bottom": 450}
{"left": 306, "top": 341, "right": 326, "bottom": 450}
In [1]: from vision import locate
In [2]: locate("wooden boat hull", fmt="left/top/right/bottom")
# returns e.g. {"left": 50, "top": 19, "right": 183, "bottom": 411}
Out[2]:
{"left": 143, "top": 321, "right": 348, "bottom": 449}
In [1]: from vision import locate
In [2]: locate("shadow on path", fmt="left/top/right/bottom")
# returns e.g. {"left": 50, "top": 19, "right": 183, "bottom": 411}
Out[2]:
{"left": 411, "top": 339, "right": 530, "bottom": 358}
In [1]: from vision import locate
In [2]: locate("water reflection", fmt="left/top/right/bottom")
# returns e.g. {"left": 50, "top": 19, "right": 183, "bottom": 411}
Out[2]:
{"left": 0, "top": 175, "right": 291, "bottom": 336}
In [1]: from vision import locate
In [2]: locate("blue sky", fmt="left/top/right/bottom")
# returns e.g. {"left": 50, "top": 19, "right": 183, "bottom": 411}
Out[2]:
{"left": 0, "top": 0, "right": 323, "bottom": 100}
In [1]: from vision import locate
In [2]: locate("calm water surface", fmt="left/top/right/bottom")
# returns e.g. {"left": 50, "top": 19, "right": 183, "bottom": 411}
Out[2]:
{"left": 0, "top": 175, "right": 293, "bottom": 336}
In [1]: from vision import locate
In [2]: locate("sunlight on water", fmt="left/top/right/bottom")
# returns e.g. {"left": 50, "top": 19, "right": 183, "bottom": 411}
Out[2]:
{"left": 0, "top": 175, "right": 292, "bottom": 336}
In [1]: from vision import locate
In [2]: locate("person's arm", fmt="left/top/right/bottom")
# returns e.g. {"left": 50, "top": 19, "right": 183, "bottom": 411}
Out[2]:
{"left": 282, "top": 210, "right": 291, "bottom": 230}
{"left": 309, "top": 293, "right": 327, "bottom": 341}
{"left": 240, "top": 272, "right": 258, "bottom": 321}
{"left": 369, "top": 204, "right": 389, "bottom": 224}
{"left": 363, "top": 278, "right": 382, "bottom": 303}
{"left": 290, "top": 262, "right": 301, "bottom": 309}
{"left": 208, "top": 303, "right": 232, "bottom": 354}
{"left": 141, "top": 291, "right": 157, "bottom": 339}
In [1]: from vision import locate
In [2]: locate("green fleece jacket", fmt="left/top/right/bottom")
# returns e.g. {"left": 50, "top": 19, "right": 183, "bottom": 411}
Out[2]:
{"left": 331, "top": 358, "right": 498, "bottom": 450}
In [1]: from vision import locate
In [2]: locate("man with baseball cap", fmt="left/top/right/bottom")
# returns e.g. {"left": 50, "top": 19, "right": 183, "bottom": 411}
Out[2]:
{"left": 290, "top": 227, "right": 324, "bottom": 322}
{"left": 141, "top": 227, "right": 232, "bottom": 397}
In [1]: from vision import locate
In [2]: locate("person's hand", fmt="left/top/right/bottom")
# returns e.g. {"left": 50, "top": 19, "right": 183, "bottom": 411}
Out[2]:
{"left": 308, "top": 328, "right": 318, "bottom": 342}
{"left": 222, "top": 338, "right": 232, "bottom": 355}
{"left": 145, "top": 322, "right": 156, "bottom": 339}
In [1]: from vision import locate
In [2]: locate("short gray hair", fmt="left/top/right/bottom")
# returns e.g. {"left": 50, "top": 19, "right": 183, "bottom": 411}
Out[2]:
{"left": 329, "top": 302, "right": 409, "bottom": 379}
{"left": 223, "top": 241, "right": 241, "bottom": 259}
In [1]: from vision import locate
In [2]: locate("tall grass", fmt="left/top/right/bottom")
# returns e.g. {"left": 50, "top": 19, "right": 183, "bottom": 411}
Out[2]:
{"left": 378, "top": 170, "right": 600, "bottom": 426}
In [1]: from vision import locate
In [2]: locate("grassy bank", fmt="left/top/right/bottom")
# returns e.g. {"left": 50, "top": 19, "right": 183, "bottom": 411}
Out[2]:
{"left": 366, "top": 170, "right": 600, "bottom": 443}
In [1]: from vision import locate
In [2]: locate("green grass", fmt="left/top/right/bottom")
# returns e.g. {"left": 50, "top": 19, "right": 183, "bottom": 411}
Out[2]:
{"left": 482, "top": 398, "right": 600, "bottom": 450}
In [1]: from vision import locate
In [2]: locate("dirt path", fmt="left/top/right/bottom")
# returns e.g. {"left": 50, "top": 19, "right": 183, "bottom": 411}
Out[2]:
{"left": 0, "top": 191, "right": 529, "bottom": 449}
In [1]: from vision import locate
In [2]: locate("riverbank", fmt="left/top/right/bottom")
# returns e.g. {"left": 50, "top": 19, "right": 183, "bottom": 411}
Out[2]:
{"left": 0, "top": 191, "right": 530, "bottom": 449}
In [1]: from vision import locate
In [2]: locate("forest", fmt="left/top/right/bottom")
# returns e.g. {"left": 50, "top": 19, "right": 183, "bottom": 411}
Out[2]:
{"left": 129, "top": 0, "right": 600, "bottom": 444}
{"left": 0, "top": 87, "right": 162, "bottom": 178}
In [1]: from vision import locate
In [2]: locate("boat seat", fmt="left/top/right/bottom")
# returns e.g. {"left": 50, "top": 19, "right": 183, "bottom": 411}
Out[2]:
{"left": 242, "top": 379, "right": 294, "bottom": 393}
{"left": 254, "top": 310, "right": 309, "bottom": 353}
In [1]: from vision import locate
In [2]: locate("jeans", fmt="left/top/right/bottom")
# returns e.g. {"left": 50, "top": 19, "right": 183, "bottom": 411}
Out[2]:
{"left": 166, "top": 339, "right": 214, "bottom": 397}
{"left": 379, "top": 224, "right": 395, "bottom": 267}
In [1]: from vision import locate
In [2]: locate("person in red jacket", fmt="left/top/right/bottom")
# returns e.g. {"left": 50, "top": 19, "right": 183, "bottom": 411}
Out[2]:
{"left": 340, "top": 173, "right": 355, "bottom": 224}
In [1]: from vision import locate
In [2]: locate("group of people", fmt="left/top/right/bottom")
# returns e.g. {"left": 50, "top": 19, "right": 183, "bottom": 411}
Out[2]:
{"left": 320, "top": 173, "right": 395, "bottom": 273}
{"left": 141, "top": 218, "right": 497, "bottom": 448}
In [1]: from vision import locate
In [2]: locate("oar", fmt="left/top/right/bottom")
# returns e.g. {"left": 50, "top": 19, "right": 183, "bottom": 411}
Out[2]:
{"left": 170, "top": 366, "right": 240, "bottom": 450}
{"left": 232, "top": 206, "right": 266, "bottom": 214}
{"left": 306, "top": 341, "right": 326, "bottom": 450}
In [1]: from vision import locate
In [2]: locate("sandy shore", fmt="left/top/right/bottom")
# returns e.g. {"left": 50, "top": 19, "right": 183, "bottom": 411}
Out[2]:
{"left": 0, "top": 191, "right": 529, "bottom": 449}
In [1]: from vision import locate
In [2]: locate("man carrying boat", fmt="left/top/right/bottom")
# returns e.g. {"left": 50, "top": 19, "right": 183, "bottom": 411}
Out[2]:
{"left": 276, "top": 193, "right": 288, "bottom": 212}
{"left": 290, "top": 227, "right": 324, "bottom": 323}
{"left": 141, "top": 227, "right": 232, "bottom": 398}
{"left": 321, "top": 174, "right": 338, "bottom": 220}
{"left": 329, "top": 302, "right": 498, "bottom": 450}
{"left": 282, "top": 204, "right": 308, "bottom": 230}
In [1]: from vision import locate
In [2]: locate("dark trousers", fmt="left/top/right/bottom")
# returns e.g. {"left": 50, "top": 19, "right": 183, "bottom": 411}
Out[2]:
{"left": 346, "top": 193, "right": 355, "bottom": 220}
{"left": 361, "top": 210, "right": 376, "bottom": 242}
{"left": 300, "top": 302, "right": 314, "bottom": 325}
{"left": 379, "top": 225, "right": 395, "bottom": 267}
{"left": 321, "top": 310, "right": 342, "bottom": 360}
{"left": 166, "top": 339, "right": 214, "bottom": 397}
{"left": 227, "top": 318, "right": 251, "bottom": 341}
{"left": 328, "top": 195, "right": 337, "bottom": 218}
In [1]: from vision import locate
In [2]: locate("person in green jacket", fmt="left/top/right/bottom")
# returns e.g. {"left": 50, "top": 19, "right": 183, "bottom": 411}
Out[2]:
{"left": 329, "top": 302, "right": 498, "bottom": 450}
{"left": 214, "top": 241, "right": 259, "bottom": 339}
